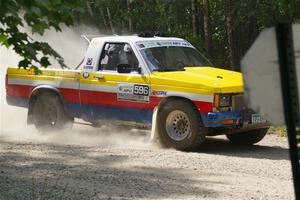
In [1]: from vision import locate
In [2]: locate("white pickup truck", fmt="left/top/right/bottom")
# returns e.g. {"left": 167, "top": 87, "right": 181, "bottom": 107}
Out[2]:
{"left": 6, "top": 35, "right": 269, "bottom": 150}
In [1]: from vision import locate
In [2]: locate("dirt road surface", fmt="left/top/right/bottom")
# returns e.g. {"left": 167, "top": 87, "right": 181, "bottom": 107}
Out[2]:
{"left": 0, "top": 121, "right": 294, "bottom": 200}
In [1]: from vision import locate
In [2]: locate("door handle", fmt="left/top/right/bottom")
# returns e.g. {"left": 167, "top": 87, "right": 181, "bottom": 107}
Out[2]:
{"left": 94, "top": 75, "right": 104, "bottom": 80}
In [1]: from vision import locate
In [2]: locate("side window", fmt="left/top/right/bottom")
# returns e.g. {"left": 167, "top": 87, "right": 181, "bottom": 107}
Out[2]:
{"left": 98, "top": 43, "right": 139, "bottom": 71}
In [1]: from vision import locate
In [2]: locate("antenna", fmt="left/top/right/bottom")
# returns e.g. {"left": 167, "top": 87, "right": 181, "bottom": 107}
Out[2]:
{"left": 81, "top": 35, "right": 102, "bottom": 47}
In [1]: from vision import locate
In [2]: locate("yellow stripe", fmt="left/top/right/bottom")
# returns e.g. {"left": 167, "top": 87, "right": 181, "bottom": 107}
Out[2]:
{"left": 8, "top": 74, "right": 79, "bottom": 83}
{"left": 80, "top": 79, "right": 117, "bottom": 87}
{"left": 7, "top": 68, "right": 80, "bottom": 79}
{"left": 6, "top": 68, "right": 220, "bottom": 95}
{"left": 81, "top": 73, "right": 149, "bottom": 86}
{"left": 151, "top": 84, "right": 215, "bottom": 95}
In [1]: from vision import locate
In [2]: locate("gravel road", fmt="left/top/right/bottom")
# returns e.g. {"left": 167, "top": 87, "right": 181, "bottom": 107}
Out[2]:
{"left": 0, "top": 121, "right": 294, "bottom": 200}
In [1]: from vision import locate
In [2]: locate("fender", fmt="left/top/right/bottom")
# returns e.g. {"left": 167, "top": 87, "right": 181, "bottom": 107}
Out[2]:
{"left": 27, "top": 85, "right": 64, "bottom": 124}
{"left": 31, "top": 85, "right": 60, "bottom": 95}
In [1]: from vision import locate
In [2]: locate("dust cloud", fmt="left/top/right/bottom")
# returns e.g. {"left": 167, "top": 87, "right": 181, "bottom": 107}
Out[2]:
{"left": 0, "top": 25, "right": 153, "bottom": 149}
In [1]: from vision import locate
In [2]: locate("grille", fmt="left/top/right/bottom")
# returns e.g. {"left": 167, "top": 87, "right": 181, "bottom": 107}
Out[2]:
{"left": 232, "top": 94, "right": 246, "bottom": 111}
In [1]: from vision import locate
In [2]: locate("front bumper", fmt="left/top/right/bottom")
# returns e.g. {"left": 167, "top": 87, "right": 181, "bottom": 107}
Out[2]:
{"left": 200, "top": 110, "right": 268, "bottom": 128}
{"left": 226, "top": 122, "right": 270, "bottom": 134}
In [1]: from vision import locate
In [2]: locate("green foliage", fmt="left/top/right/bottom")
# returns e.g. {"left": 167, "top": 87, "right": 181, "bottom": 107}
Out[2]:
{"left": 0, "top": 0, "right": 82, "bottom": 70}
{"left": 2, "top": 0, "right": 300, "bottom": 70}
{"left": 268, "top": 126, "right": 287, "bottom": 137}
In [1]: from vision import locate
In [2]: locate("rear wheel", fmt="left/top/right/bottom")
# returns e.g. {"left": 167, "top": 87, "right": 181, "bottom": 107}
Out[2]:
{"left": 157, "top": 99, "right": 208, "bottom": 151}
{"left": 33, "top": 92, "right": 73, "bottom": 132}
{"left": 226, "top": 128, "right": 268, "bottom": 145}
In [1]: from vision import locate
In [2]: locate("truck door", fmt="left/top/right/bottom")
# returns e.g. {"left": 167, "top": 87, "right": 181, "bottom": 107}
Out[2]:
{"left": 79, "top": 42, "right": 152, "bottom": 123}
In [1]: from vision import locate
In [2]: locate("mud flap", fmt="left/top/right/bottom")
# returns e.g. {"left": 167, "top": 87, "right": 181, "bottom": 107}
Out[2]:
{"left": 150, "top": 107, "right": 159, "bottom": 141}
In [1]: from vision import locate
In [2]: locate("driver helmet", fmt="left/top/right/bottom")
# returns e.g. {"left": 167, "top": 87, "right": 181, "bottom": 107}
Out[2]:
{"left": 123, "top": 44, "right": 132, "bottom": 53}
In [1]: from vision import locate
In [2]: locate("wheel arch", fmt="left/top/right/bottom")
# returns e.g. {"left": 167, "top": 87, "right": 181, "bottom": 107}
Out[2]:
{"left": 157, "top": 96, "right": 199, "bottom": 114}
{"left": 151, "top": 96, "right": 201, "bottom": 141}
{"left": 27, "top": 85, "right": 66, "bottom": 124}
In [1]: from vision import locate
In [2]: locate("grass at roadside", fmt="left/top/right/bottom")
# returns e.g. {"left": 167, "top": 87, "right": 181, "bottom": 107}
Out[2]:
{"left": 267, "top": 126, "right": 287, "bottom": 137}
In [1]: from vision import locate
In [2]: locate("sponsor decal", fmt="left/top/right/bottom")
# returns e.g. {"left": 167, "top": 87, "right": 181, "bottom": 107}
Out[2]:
{"left": 136, "top": 40, "right": 193, "bottom": 49}
{"left": 86, "top": 58, "right": 93, "bottom": 65}
{"left": 117, "top": 83, "right": 149, "bottom": 102}
{"left": 151, "top": 90, "right": 167, "bottom": 97}
{"left": 138, "top": 44, "right": 145, "bottom": 48}
{"left": 118, "top": 85, "right": 133, "bottom": 94}
{"left": 83, "top": 72, "right": 89, "bottom": 78}
{"left": 83, "top": 65, "right": 93, "bottom": 70}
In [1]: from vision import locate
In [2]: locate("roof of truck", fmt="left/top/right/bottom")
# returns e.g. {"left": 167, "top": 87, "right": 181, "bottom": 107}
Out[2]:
{"left": 89, "top": 35, "right": 186, "bottom": 43}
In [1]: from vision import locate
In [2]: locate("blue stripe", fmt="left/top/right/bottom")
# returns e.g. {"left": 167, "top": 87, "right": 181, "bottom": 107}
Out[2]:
{"left": 5, "top": 96, "right": 152, "bottom": 124}
{"left": 6, "top": 96, "right": 29, "bottom": 108}
{"left": 66, "top": 103, "right": 153, "bottom": 124}
{"left": 6, "top": 96, "right": 250, "bottom": 128}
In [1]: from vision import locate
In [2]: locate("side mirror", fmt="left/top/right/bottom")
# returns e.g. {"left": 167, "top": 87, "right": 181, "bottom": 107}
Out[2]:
{"left": 117, "top": 64, "right": 132, "bottom": 73}
{"left": 117, "top": 64, "right": 142, "bottom": 74}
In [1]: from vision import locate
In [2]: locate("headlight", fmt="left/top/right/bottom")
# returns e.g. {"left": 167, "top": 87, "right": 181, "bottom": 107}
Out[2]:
{"left": 219, "top": 94, "right": 231, "bottom": 107}
{"left": 214, "top": 94, "right": 232, "bottom": 107}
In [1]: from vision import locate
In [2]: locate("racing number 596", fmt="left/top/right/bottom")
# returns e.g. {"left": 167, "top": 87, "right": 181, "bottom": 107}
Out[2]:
{"left": 133, "top": 85, "right": 149, "bottom": 96}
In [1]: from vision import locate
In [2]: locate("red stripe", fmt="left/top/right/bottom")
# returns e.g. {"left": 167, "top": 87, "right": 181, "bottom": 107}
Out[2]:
{"left": 59, "top": 88, "right": 80, "bottom": 103}
{"left": 79, "top": 90, "right": 158, "bottom": 109}
{"left": 6, "top": 84, "right": 33, "bottom": 98}
{"left": 6, "top": 84, "right": 213, "bottom": 112}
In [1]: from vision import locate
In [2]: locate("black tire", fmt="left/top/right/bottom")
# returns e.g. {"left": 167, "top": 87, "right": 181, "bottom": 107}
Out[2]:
{"left": 33, "top": 92, "right": 73, "bottom": 132}
{"left": 157, "top": 99, "right": 208, "bottom": 151}
{"left": 226, "top": 128, "right": 268, "bottom": 145}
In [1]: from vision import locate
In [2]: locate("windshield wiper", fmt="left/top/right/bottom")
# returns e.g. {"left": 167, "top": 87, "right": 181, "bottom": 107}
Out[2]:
{"left": 152, "top": 67, "right": 186, "bottom": 72}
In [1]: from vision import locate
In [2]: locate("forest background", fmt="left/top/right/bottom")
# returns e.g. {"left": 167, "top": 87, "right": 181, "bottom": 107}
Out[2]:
{"left": 1, "top": 0, "right": 299, "bottom": 71}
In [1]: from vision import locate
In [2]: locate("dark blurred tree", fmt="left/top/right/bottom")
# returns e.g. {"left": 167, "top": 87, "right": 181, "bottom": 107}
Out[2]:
{"left": 76, "top": 0, "right": 300, "bottom": 70}
{"left": 0, "top": 0, "right": 82, "bottom": 71}
{"left": 203, "top": 0, "right": 212, "bottom": 60}
{"left": 5, "top": 0, "right": 298, "bottom": 71}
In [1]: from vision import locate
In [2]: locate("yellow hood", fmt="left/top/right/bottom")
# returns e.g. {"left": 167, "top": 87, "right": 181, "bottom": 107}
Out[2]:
{"left": 150, "top": 67, "right": 243, "bottom": 94}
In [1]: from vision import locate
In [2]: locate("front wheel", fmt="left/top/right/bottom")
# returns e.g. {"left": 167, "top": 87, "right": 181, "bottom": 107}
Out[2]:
{"left": 157, "top": 99, "right": 208, "bottom": 151}
{"left": 33, "top": 92, "right": 73, "bottom": 132}
{"left": 226, "top": 128, "right": 268, "bottom": 145}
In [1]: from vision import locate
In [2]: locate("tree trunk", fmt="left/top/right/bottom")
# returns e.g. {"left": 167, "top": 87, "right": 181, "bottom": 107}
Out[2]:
{"left": 106, "top": 7, "right": 115, "bottom": 34}
{"left": 226, "top": 16, "right": 235, "bottom": 69}
{"left": 197, "top": 3, "right": 205, "bottom": 43}
{"left": 127, "top": 0, "right": 132, "bottom": 32}
{"left": 226, "top": 0, "right": 236, "bottom": 70}
{"left": 86, "top": 0, "right": 93, "bottom": 16}
{"left": 203, "top": 0, "right": 212, "bottom": 59}
{"left": 100, "top": 8, "right": 108, "bottom": 33}
{"left": 191, "top": 0, "right": 197, "bottom": 37}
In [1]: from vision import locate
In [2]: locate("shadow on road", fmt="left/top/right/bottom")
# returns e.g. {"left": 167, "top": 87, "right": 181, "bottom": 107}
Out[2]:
{"left": 0, "top": 141, "right": 222, "bottom": 200}
{"left": 199, "top": 136, "right": 289, "bottom": 161}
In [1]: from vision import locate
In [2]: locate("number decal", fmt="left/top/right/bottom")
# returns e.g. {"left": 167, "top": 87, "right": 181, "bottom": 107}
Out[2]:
{"left": 117, "top": 83, "right": 150, "bottom": 102}
{"left": 133, "top": 85, "right": 149, "bottom": 96}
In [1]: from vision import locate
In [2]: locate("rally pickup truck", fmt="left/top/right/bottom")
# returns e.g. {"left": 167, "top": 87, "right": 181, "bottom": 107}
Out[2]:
{"left": 6, "top": 35, "right": 269, "bottom": 150}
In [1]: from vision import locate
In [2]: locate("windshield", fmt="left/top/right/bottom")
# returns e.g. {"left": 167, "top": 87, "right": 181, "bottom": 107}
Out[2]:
{"left": 138, "top": 41, "right": 210, "bottom": 72}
